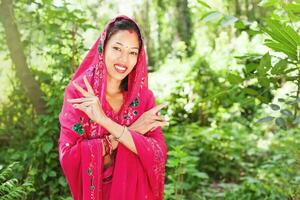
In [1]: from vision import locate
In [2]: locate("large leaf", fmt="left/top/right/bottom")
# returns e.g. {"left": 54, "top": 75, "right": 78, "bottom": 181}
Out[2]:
{"left": 265, "top": 20, "right": 298, "bottom": 48}
{"left": 202, "top": 11, "right": 222, "bottom": 23}
{"left": 258, "top": 53, "right": 272, "bottom": 75}
{"left": 221, "top": 16, "right": 238, "bottom": 27}
{"left": 228, "top": 73, "right": 244, "bottom": 84}
{"left": 258, "top": 0, "right": 279, "bottom": 8}
{"left": 197, "top": 0, "right": 211, "bottom": 8}
{"left": 271, "top": 59, "right": 287, "bottom": 75}
{"left": 265, "top": 41, "right": 297, "bottom": 60}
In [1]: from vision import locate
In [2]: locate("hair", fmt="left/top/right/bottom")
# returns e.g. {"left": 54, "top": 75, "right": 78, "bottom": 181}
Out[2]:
{"left": 104, "top": 19, "right": 143, "bottom": 92}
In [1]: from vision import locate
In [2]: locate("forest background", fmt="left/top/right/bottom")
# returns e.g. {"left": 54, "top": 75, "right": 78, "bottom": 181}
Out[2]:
{"left": 0, "top": 0, "right": 300, "bottom": 199}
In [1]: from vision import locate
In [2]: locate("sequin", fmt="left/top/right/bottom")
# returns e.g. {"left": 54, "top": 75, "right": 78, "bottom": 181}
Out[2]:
{"left": 130, "top": 97, "right": 139, "bottom": 107}
{"left": 65, "top": 143, "right": 70, "bottom": 147}
{"left": 87, "top": 168, "right": 92, "bottom": 176}
{"left": 73, "top": 123, "right": 84, "bottom": 135}
{"left": 98, "top": 43, "right": 103, "bottom": 53}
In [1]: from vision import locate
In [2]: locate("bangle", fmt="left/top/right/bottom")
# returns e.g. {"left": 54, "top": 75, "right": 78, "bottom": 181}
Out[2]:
{"left": 114, "top": 126, "right": 126, "bottom": 141}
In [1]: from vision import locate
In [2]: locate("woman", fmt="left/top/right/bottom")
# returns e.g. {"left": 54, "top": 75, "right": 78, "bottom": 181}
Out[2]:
{"left": 58, "top": 15, "right": 168, "bottom": 200}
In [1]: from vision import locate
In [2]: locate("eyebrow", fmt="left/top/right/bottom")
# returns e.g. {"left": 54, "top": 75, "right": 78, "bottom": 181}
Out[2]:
{"left": 115, "top": 42, "right": 139, "bottom": 50}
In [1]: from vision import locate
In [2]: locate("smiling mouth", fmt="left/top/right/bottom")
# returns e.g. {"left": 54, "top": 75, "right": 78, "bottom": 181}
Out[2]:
{"left": 114, "top": 64, "right": 128, "bottom": 74}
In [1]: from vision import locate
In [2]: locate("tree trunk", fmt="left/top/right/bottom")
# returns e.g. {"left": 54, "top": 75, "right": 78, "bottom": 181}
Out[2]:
{"left": 175, "top": 0, "right": 193, "bottom": 56}
{"left": 0, "top": 0, "right": 46, "bottom": 114}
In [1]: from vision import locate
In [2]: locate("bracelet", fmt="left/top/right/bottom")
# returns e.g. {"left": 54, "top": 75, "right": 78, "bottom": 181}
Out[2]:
{"left": 114, "top": 126, "right": 126, "bottom": 141}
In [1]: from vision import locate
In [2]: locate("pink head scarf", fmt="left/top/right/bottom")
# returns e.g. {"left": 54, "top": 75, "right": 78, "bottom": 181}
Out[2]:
{"left": 58, "top": 15, "right": 167, "bottom": 200}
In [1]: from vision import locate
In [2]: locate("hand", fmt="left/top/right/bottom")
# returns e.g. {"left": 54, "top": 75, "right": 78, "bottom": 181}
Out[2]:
{"left": 67, "top": 75, "right": 107, "bottom": 125}
{"left": 128, "top": 103, "right": 168, "bottom": 135}
{"left": 108, "top": 135, "right": 119, "bottom": 150}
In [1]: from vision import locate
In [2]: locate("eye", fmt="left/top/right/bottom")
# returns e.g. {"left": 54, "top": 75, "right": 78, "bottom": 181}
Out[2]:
{"left": 130, "top": 52, "right": 138, "bottom": 56}
{"left": 113, "top": 46, "right": 121, "bottom": 51}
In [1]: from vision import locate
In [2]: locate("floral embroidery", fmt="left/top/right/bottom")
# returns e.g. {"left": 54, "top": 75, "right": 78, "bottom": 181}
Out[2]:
{"left": 130, "top": 97, "right": 139, "bottom": 107}
{"left": 73, "top": 123, "right": 84, "bottom": 135}
{"left": 145, "top": 137, "right": 165, "bottom": 199}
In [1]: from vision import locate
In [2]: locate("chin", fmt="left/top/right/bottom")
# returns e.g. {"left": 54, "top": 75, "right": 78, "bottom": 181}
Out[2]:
{"left": 108, "top": 72, "right": 127, "bottom": 81}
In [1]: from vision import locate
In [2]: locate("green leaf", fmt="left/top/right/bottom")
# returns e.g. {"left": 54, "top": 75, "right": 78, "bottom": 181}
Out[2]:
{"left": 221, "top": 16, "right": 238, "bottom": 27}
{"left": 264, "top": 20, "right": 297, "bottom": 49}
{"left": 197, "top": 0, "right": 211, "bottom": 8}
{"left": 265, "top": 41, "right": 297, "bottom": 60}
{"left": 58, "top": 176, "right": 67, "bottom": 187}
{"left": 202, "top": 11, "right": 222, "bottom": 23}
{"left": 280, "top": 109, "right": 293, "bottom": 116}
{"left": 271, "top": 59, "right": 287, "bottom": 75}
{"left": 270, "top": 103, "right": 280, "bottom": 111}
{"left": 228, "top": 73, "right": 243, "bottom": 84}
{"left": 257, "top": 116, "right": 275, "bottom": 123}
{"left": 258, "top": 77, "right": 270, "bottom": 87}
{"left": 243, "top": 88, "right": 259, "bottom": 96}
{"left": 259, "top": 53, "right": 272, "bottom": 74}
{"left": 285, "top": 3, "right": 300, "bottom": 13}
{"left": 293, "top": 115, "right": 300, "bottom": 124}
{"left": 42, "top": 142, "right": 53, "bottom": 154}
{"left": 275, "top": 117, "right": 287, "bottom": 129}
{"left": 289, "top": 97, "right": 300, "bottom": 105}
{"left": 258, "top": 0, "right": 278, "bottom": 8}
{"left": 48, "top": 171, "right": 57, "bottom": 177}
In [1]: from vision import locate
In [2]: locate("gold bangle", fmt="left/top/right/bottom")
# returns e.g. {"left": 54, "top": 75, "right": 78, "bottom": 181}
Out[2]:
{"left": 115, "top": 126, "right": 126, "bottom": 141}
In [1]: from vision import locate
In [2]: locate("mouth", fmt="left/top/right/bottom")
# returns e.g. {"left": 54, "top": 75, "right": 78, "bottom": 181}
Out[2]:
{"left": 114, "top": 64, "right": 128, "bottom": 74}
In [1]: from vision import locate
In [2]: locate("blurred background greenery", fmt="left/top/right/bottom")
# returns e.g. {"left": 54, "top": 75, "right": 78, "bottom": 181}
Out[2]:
{"left": 0, "top": 0, "right": 299, "bottom": 199}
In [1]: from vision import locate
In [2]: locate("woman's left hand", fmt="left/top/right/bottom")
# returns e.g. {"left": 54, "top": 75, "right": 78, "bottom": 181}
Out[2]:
{"left": 108, "top": 135, "right": 119, "bottom": 150}
{"left": 67, "top": 75, "right": 107, "bottom": 125}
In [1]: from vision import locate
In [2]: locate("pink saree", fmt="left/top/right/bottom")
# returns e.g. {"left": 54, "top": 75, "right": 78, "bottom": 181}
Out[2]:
{"left": 58, "top": 15, "right": 167, "bottom": 200}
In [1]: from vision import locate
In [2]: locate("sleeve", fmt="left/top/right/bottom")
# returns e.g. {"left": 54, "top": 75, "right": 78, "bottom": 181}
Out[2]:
{"left": 129, "top": 90, "right": 168, "bottom": 199}
{"left": 58, "top": 86, "right": 104, "bottom": 200}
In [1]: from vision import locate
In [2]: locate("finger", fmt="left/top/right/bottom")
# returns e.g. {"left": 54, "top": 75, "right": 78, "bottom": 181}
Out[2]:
{"left": 149, "top": 103, "right": 168, "bottom": 114}
{"left": 151, "top": 115, "right": 166, "bottom": 122}
{"left": 149, "top": 121, "right": 169, "bottom": 131}
{"left": 83, "top": 75, "right": 95, "bottom": 95}
{"left": 73, "top": 103, "right": 92, "bottom": 114}
{"left": 67, "top": 97, "right": 94, "bottom": 103}
{"left": 79, "top": 101, "right": 94, "bottom": 107}
{"left": 72, "top": 80, "right": 90, "bottom": 97}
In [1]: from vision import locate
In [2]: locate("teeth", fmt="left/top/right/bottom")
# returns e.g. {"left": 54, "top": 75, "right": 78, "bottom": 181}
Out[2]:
{"left": 115, "top": 65, "right": 126, "bottom": 71}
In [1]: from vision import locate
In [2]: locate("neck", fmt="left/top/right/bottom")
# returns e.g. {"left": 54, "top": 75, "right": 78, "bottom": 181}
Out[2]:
{"left": 106, "top": 76, "right": 121, "bottom": 97}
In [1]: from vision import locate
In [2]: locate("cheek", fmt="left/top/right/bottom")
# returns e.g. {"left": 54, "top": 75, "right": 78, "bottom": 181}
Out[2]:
{"left": 128, "top": 56, "right": 138, "bottom": 70}
{"left": 105, "top": 49, "right": 120, "bottom": 63}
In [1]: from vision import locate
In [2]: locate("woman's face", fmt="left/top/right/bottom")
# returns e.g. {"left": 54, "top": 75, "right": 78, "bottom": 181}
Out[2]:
{"left": 104, "top": 30, "right": 140, "bottom": 82}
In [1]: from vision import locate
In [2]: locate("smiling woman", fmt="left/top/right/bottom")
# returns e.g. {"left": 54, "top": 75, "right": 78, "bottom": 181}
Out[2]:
{"left": 58, "top": 15, "right": 168, "bottom": 200}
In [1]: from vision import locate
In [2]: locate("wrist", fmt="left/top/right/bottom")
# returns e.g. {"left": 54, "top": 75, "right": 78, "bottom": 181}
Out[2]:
{"left": 97, "top": 116, "right": 110, "bottom": 126}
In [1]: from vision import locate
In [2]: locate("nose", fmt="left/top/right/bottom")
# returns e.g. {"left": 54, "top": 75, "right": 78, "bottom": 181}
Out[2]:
{"left": 119, "top": 51, "right": 128, "bottom": 63}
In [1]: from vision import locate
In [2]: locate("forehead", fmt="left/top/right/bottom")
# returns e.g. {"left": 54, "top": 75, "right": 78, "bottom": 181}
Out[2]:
{"left": 106, "top": 30, "right": 139, "bottom": 48}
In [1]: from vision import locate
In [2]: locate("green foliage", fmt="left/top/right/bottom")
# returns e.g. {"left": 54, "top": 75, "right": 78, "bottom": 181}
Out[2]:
{"left": 1, "top": 0, "right": 300, "bottom": 199}
{"left": 0, "top": 162, "right": 35, "bottom": 200}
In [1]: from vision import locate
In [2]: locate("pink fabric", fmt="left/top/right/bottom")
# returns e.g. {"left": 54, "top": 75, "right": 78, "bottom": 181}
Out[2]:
{"left": 58, "top": 15, "right": 167, "bottom": 200}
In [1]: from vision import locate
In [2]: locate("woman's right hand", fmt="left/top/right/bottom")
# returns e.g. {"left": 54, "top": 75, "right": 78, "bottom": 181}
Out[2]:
{"left": 128, "top": 103, "right": 168, "bottom": 135}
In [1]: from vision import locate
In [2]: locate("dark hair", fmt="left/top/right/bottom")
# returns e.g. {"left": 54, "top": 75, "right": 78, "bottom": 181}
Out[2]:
{"left": 105, "top": 19, "right": 143, "bottom": 92}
